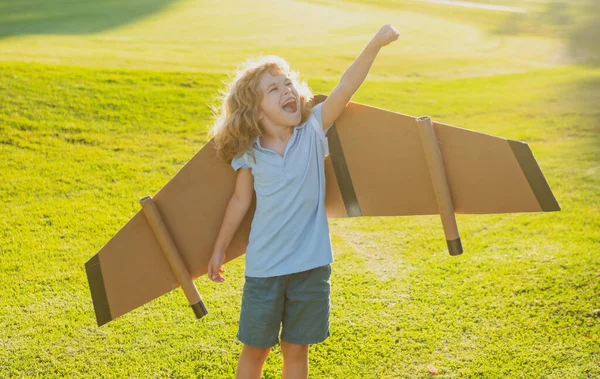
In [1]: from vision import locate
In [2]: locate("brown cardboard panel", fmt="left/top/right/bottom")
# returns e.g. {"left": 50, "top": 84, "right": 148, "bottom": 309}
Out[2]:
{"left": 85, "top": 96, "right": 560, "bottom": 325}
{"left": 96, "top": 211, "right": 178, "bottom": 321}
{"left": 87, "top": 140, "right": 257, "bottom": 323}
{"left": 435, "top": 122, "right": 540, "bottom": 214}
{"left": 329, "top": 102, "right": 554, "bottom": 216}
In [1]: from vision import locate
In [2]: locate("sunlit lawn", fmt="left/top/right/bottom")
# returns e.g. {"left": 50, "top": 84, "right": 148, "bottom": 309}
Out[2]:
{"left": 0, "top": 0, "right": 568, "bottom": 80}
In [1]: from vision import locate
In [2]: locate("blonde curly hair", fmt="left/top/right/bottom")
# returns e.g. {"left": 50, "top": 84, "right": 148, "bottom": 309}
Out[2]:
{"left": 209, "top": 55, "right": 314, "bottom": 166}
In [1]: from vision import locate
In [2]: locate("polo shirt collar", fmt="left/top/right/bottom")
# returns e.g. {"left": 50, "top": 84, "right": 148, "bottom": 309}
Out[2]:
{"left": 253, "top": 124, "right": 305, "bottom": 149}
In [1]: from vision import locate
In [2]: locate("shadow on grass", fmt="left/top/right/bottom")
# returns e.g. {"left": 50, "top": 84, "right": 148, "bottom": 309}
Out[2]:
{"left": 0, "top": 0, "right": 179, "bottom": 38}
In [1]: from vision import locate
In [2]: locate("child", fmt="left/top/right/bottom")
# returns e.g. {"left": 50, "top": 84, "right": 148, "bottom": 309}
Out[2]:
{"left": 208, "top": 24, "right": 399, "bottom": 379}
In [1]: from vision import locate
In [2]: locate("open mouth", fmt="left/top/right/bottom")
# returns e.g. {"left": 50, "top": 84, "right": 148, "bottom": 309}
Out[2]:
{"left": 282, "top": 97, "right": 297, "bottom": 113}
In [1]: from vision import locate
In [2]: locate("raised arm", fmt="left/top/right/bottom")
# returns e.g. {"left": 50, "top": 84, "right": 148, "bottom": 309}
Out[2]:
{"left": 321, "top": 24, "right": 400, "bottom": 129}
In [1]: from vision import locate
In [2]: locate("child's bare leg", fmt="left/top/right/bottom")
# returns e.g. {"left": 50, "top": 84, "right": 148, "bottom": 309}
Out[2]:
{"left": 281, "top": 340, "right": 309, "bottom": 379}
{"left": 236, "top": 344, "right": 271, "bottom": 379}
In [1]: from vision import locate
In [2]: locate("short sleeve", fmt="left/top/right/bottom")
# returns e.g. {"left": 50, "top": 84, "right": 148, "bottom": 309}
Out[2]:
{"left": 309, "top": 103, "right": 331, "bottom": 157}
{"left": 231, "top": 153, "right": 249, "bottom": 172}
{"left": 311, "top": 102, "right": 334, "bottom": 135}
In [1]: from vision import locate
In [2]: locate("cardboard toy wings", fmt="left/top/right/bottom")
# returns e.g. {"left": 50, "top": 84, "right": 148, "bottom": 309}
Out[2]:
{"left": 85, "top": 94, "right": 560, "bottom": 326}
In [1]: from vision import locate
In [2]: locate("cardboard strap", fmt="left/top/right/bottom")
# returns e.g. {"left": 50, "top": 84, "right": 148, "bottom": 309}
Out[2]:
{"left": 327, "top": 123, "right": 362, "bottom": 217}
{"left": 139, "top": 196, "right": 208, "bottom": 318}
{"left": 85, "top": 254, "right": 111, "bottom": 326}
{"left": 508, "top": 140, "right": 561, "bottom": 212}
{"left": 311, "top": 94, "right": 362, "bottom": 217}
{"left": 416, "top": 116, "right": 463, "bottom": 256}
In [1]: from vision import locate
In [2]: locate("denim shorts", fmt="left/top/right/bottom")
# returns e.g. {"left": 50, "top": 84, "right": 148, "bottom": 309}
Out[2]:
{"left": 237, "top": 264, "right": 332, "bottom": 348}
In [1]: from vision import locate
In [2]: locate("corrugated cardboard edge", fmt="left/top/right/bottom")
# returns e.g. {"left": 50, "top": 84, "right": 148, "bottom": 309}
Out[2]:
{"left": 85, "top": 254, "right": 113, "bottom": 326}
{"left": 508, "top": 140, "right": 561, "bottom": 212}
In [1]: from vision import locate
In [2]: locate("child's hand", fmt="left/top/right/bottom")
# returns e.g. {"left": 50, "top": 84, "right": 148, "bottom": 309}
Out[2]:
{"left": 208, "top": 250, "right": 226, "bottom": 283}
{"left": 371, "top": 24, "right": 400, "bottom": 48}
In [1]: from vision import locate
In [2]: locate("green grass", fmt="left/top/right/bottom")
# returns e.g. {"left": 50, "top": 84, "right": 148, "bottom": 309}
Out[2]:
{"left": 1, "top": 0, "right": 599, "bottom": 377}
{"left": 312, "top": 0, "right": 588, "bottom": 38}
{"left": 1, "top": 61, "right": 598, "bottom": 378}
{"left": 0, "top": 0, "right": 568, "bottom": 80}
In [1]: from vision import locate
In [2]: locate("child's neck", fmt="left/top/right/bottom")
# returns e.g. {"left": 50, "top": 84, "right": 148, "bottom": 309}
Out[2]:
{"left": 261, "top": 124, "right": 295, "bottom": 142}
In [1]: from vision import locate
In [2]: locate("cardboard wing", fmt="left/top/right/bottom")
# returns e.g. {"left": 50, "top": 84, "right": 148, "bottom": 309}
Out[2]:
{"left": 85, "top": 95, "right": 560, "bottom": 326}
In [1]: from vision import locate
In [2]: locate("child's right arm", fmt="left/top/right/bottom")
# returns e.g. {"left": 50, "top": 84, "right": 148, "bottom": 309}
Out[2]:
{"left": 321, "top": 24, "right": 399, "bottom": 129}
{"left": 208, "top": 167, "right": 254, "bottom": 283}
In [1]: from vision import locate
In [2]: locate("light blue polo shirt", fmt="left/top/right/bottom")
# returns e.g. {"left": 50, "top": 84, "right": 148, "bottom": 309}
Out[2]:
{"left": 231, "top": 103, "right": 334, "bottom": 278}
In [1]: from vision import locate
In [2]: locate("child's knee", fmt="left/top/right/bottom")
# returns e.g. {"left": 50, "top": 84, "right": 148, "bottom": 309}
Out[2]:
{"left": 242, "top": 344, "right": 271, "bottom": 362}
{"left": 280, "top": 340, "right": 308, "bottom": 360}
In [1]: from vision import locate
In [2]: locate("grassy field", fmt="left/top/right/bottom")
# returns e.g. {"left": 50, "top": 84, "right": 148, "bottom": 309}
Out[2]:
{"left": 0, "top": 0, "right": 569, "bottom": 80}
{"left": 1, "top": 0, "right": 599, "bottom": 378}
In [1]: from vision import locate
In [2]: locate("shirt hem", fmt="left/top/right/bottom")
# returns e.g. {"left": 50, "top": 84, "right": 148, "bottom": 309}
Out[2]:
{"left": 244, "top": 257, "right": 334, "bottom": 278}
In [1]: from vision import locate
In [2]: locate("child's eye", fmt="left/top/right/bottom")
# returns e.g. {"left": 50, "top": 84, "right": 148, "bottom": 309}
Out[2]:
{"left": 270, "top": 87, "right": 277, "bottom": 92}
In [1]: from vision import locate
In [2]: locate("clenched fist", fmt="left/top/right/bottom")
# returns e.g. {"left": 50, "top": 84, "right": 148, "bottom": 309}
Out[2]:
{"left": 371, "top": 24, "right": 400, "bottom": 48}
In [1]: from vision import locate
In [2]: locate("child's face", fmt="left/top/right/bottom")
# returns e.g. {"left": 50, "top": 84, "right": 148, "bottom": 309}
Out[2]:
{"left": 257, "top": 69, "right": 301, "bottom": 129}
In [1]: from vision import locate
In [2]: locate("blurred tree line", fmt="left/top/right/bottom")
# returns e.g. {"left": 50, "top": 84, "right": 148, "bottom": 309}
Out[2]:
{"left": 566, "top": 0, "right": 600, "bottom": 64}
{"left": 496, "top": 0, "right": 599, "bottom": 64}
